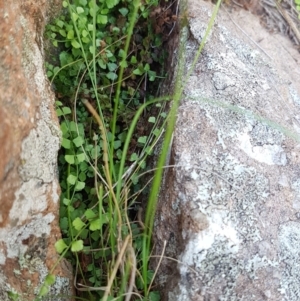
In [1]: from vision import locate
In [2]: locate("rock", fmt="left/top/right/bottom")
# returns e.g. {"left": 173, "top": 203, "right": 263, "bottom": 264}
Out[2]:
{"left": 154, "top": 1, "right": 300, "bottom": 300}
{"left": 0, "top": 1, "right": 73, "bottom": 300}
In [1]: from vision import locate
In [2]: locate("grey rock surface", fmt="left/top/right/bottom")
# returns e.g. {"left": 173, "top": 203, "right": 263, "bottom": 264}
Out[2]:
{"left": 154, "top": 1, "right": 300, "bottom": 300}
{"left": 0, "top": 1, "right": 73, "bottom": 300}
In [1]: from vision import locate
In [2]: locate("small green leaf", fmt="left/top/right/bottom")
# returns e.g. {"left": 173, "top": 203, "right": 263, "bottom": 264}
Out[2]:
{"left": 76, "top": 153, "right": 85, "bottom": 163}
{"left": 76, "top": 6, "right": 84, "bottom": 14}
{"left": 118, "top": 49, "right": 126, "bottom": 58}
{"left": 71, "top": 240, "right": 83, "bottom": 252}
{"left": 56, "top": 20, "right": 64, "bottom": 28}
{"left": 59, "top": 29, "right": 66, "bottom": 37}
{"left": 62, "top": 0, "right": 68, "bottom": 7}
{"left": 153, "top": 128, "right": 161, "bottom": 137}
{"left": 148, "top": 70, "right": 156, "bottom": 81}
{"left": 72, "top": 12, "right": 79, "bottom": 21}
{"left": 91, "top": 230, "right": 100, "bottom": 241}
{"left": 81, "top": 29, "right": 88, "bottom": 37}
{"left": 63, "top": 198, "right": 71, "bottom": 206}
{"left": 139, "top": 160, "right": 146, "bottom": 169}
{"left": 119, "top": 7, "right": 128, "bottom": 16}
{"left": 61, "top": 138, "right": 71, "bottom": 149}
{"left": 60, "top": 217, "right": 69, "bottom": 230}
{"left": 65, "top": 154, "right": 75, "bottom": 164}
{"left": 144, "top": 63, "right": 150, "bottom": 71}
{"left": 89, "top": 218, "right": 102, "bottom": 231}
{"left": 79, "top": 161, "right": 89, "bottom": 172}
{"left": 79, "top": 228, "right": 89, "bottom": 239}
{"left": 73, "top": 136, "right": 84, "bottom": 147}
{"left": 75, "top": 181, "right": 85, "bottom": 191}
{"left": 38, "top": 285, "right": 49, "bottom": 297}
{"left": 67, "top": 29, "right": 74, "bottom": 39}
{"left": 62, "top": 107, "right": 72, "bottom": 115}
{"left": 73, "top": 217, "right": 85, "bottom": 231}
{"left": 106, "top": 72, "right": 117, "bottom": 80}
{"left": 145, "top": 146, "right": 153, "bottom": 155}
{"left": 60, "top": 121, "right": 69, "bottom": 136}
{"left": 130, "top": 56, "right": 137, "bottom": 64}
{"left": 82, "top": 36, "right": 90, "bottom": 43}
{"left": 98, "top": 59, "right": 106, "bottom": 69}
{"left": 131, "top": 173, "right": 139, "bottom": 185}
{"left": 46, "top": 70, "right": 53, "bottom": 78}
{"left": 142, "top": 10, "right": 149, "bottom": 18}
{"left": 97, "top": 14, "right": 108, "bottom": 24}
{"left": 113, "top": 140, "right": 121, "bottom": 149}
{"left": 148, "top": 116, "right": 156, "bottom": 123}
{"left": 89, "top": 3, "right": 99, "bottom": 16}
{"left": 53, "top": 66, "right": 60, "bottom": 74}
{"left": 112, "top": 26, "right": 120, "bottom": 34}
{"left": 106, "top": 0, "right": 119, "bottom": 8}
{"left": 133, "top": 68, "right": 143, "bottom": 75}
{"left": 85, "top": 209, "right": 96, "bottom": 220}
{"left": 149, "top": 291, "right": 160, "bottom": 301}
{"left": 138, "top": 136, "right": 147, "bottom": 145}
{"left": 89, "top": 46, "right": 95, "bottom": 54}
{"left": 68, "top": 121, "right": 77, "bottom": 132}
{"left": 56, "top": 108, "right": 63, "bottom": 116}
{"left": 147, "top": 270, "right": 155, "bottom": 284}
{"left": 55, "top": 239, "right": 68, "bottom": 254}
{"left": 71, "top": 40, "right": 81, "bottom": 49}
{"left": 67, "top": 174, "right": 77, "bottom": 185}
{"left": 130, "top": 153, "right": 138, "bottom": 161}
{"left": 7, "top": 291, "right": 19, "bottom": 301}
{"left": 88, "top": 23, "right": 94, "bottom": 31}
{"left": 78, "top": 171, "right": 86, "bottom": 182}
{"left": 45, "top": 274, "right": 56, "bottom": 286}
{"left": 120, "top": 60, "right": 128, "bottom": 68}
{"left": 107, "top": 62, "right": 117, "bottom": 71}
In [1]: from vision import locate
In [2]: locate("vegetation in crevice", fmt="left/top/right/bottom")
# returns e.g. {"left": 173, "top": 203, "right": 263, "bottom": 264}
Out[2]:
{"left": 43, "top": 0, "right": 177, "bottom": 300}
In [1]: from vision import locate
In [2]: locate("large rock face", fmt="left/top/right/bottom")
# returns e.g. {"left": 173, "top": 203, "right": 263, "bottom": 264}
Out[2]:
{"left": 154, "top": 1, "right": 300, "bottom": 300}
{"left": 0, "top": 1, "right": 73, "bottom": 300}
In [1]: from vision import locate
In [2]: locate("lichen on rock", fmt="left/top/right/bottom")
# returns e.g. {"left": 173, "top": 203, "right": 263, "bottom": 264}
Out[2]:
{"left": 154, "top": 0, "right": 300, "bottom": 300}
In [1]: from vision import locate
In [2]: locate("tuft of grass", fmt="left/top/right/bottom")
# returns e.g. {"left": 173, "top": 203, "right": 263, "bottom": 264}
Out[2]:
{"left": 43, "top": 0, "right": 170, "bottom": 300}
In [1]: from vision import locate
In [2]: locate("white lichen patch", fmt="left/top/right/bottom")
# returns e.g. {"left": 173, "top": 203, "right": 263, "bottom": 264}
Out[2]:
{"left": 0, "top": 214, "right": 54, "bottom": 260}
{"left": 18, "top": 253, "right": 72, "bottom": 301}
{"left": 289, "top": 86, "right": 300, "bottom": 108}
{"left": 238, "top": 131, "right": 287, "bottom": 165}
{"left": 19, "top": 119, "right": 60, "bottom": 183}
{"left": 279, "top": 222, "right": 300, "bottom": 301}
{"left": 170, "top": 136, "right": 273, "bottom": 299}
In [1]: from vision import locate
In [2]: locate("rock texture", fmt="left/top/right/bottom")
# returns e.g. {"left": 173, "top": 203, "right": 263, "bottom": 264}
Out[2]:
{"left": 0, "top": 1, "right": 73, "bottom": 300}
{"left": 154, "top": 1, "right": 300, "bottom": 300}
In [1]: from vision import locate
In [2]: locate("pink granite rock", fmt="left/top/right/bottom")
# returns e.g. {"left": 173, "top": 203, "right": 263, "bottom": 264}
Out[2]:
{"left": 0, "top": 1, "right": 73, "bottom": 300}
